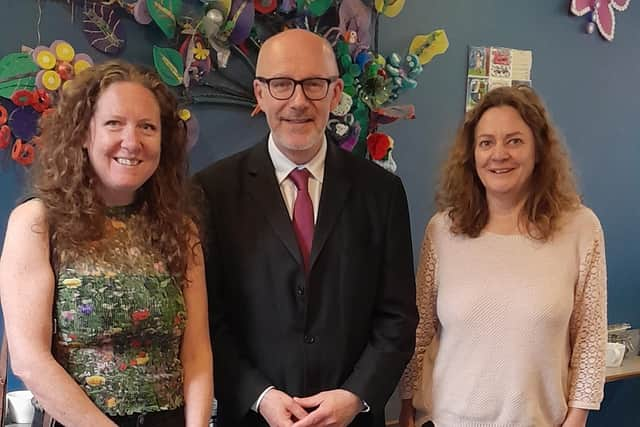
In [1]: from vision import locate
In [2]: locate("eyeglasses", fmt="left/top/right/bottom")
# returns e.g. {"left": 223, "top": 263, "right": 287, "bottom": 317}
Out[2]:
{"left": 256, "top": 76, "right": 339, "bottom": 101}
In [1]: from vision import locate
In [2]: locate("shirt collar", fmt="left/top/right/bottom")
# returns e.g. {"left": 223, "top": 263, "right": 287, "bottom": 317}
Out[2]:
{"left": 268, "top": 133, "right": 326, "bottom": 185}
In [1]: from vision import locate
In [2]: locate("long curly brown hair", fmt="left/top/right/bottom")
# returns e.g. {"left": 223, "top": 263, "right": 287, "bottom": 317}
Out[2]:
{"left": 32, "top": 60, "right": 198, "bottom": 284}
{"left": 436, "top": 85, "right": 581, "bottom": 240}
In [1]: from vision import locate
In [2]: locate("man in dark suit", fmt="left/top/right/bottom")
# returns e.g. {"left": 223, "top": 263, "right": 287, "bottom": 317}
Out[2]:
{"left": 195, "top": 29, "right": 417, "bottom": 427}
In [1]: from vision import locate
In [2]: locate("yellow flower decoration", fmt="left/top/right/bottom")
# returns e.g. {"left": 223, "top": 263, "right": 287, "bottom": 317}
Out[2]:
{"left": 35, "top": 50, "right": 56, "bottom": 70}
{"left": 54, "top": 41, "right": 75, "bottom": 62}
{"left": 106, "top": 397, "right": 117, "bottom": 408}
{"left": 41, "top": 70, "right": 62, "bottom": 91}
{"left": 86, "top": 375, "right": 106, "bottom": 387}
{"left": 178, "top": 108, "right": 192, "bottom": 121}
{"left": 33, "top": 41, "right": 94, "bottom": 93}
{"left": 375, "top": 0, "right": 405, "bottom": 17}
{"left": 74, "top": 59, "right": 92, "bottom": 75}
{"left": 136, "top": 355, "right": 150, "bottom": 365}
{"left": 193, "top": 42, "right": 210, "bottom": 61}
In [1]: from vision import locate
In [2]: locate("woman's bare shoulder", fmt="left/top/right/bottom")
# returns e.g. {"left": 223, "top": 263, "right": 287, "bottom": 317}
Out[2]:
{"left": 5, "top": 198, "right": 48, "bottom": 239}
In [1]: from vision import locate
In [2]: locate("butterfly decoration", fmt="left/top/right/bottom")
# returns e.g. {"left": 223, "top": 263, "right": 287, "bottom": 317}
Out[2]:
{"left": 570, "top": 0, "right": 631, "bottom": 41}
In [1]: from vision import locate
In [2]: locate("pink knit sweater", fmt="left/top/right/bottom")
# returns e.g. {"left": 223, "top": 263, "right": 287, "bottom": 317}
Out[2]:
{"left": 399, "top": 206, "right": 607, "bottom": 427}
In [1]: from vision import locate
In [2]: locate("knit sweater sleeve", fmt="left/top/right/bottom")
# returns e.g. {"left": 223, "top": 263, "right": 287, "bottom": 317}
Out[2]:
{"left": 398, "top": 218, "right": 439, "bottom": 400}
{"left": 567, "top": 212, "right": 607, "bottom": 410}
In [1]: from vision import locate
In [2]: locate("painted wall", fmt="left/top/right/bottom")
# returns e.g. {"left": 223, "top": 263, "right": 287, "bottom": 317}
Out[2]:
{"left": 0, "top": 1, "right": 638, "bottom": 425}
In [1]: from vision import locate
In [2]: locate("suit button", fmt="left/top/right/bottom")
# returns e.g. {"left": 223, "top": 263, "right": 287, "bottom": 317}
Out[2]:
{"left": 304, "top": 335, "right": 316, "bottom": 344}
{"left": 296, "top": 287, "right": 304, "bottom": 296}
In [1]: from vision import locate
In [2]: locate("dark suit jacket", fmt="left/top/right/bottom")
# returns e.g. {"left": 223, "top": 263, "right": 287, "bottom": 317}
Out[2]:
{"left": 194, "top": 139, "right": 418, "bottom": 427}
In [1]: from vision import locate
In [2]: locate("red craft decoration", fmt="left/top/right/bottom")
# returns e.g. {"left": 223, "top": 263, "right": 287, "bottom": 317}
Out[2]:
{"left": 255, "top": 0, "right": 277, "bottom": 14}
{"left": 11, "top": 90, "right": 34, "bottom": 107}
{"left": 11, "top": 139, "right": 35, "bottom": 166}
{"left": 0, "top": 125, "right": 11, "bottom": 149}
{"left": 32, "top": 89, "right": 51, "bottom": 113}
{"left": 0, "top": 106, "right": 7, "bottom": 125}
{"left": 57, "top": 61, "right": 74, "bottom": 81}
{"left": 366, "top": 132, "right": 392, "bottom": 160}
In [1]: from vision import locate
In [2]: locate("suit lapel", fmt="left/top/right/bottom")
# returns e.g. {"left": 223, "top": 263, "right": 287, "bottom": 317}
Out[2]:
{"left": 246, "top": 141, "right": 303, "bottom": 267}
{"left": 310, "top": 142, "right": 352, "bottom": 272}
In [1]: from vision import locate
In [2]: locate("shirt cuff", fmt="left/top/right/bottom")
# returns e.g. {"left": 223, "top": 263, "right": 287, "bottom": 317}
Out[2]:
{"left": 251, "top": 386, "right": 275, "bottom": 413}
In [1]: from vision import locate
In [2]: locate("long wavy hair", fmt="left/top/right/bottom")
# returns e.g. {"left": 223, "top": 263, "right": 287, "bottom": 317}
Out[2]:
{"left": 32, "top": 60, "right": 198, "bottom": 284}
{"left": 436, "top": 85, "right": 581, "bottom": 240}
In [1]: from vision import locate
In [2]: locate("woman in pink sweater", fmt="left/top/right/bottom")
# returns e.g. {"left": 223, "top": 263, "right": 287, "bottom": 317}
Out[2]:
{"left": 399, "top": 86, "right": 607, "bottom": 427}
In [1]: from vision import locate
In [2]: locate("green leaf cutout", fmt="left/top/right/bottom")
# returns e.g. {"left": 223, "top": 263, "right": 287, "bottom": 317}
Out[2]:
{"left": 152, "top": 46, "right": 184, "bottom": 86}
{"left": 146, "top": 0, "right": 183, "bottom": 39}
{"left": 0, "top": 53, "right": 38, "bottom": 99}
{"left": 297, "top": 0, "right": 332, "bottom": 17}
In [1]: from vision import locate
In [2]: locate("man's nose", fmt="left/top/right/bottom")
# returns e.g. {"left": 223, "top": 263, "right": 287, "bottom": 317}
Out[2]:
{"left": 289, "top": 83, "right": 309, "bottom": 107}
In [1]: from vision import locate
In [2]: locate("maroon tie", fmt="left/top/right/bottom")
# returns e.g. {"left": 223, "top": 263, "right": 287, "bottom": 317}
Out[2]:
{"left": 289, "top": 168, "right": 314, "bottom": 273}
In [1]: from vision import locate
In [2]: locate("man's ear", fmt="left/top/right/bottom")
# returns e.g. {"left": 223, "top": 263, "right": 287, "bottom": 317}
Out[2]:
{"left": 253, "top": 79, "right": 265, "bottom": 104}
{"left": 329, "top": 78, "right": 345, "bottom": 111}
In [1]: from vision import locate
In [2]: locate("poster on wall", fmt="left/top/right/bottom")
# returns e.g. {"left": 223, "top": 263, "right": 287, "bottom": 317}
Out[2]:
{"left": 465, "top": 46, "right": 533, "bottom": 112}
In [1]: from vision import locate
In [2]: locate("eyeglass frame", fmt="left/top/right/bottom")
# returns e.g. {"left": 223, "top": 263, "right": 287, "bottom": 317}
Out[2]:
{"left": 255, "top": 76, "right": 340, "bottom": 101}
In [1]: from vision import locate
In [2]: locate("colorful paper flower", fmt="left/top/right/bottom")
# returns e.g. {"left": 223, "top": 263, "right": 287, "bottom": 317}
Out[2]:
{"left": 32, "top": 40, "right": 94, "bottom": 92}
{"left": 366, "top": 132, "right": 394, "bottom": 160}
{"left": 193, "top": 42, "right": 210, "bottom": 60}
{"left": 375, "top": 0, "right": 406, "bottom": 17}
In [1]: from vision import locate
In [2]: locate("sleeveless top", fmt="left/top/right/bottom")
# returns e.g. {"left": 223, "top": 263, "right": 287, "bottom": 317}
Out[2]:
{"left": 52, "top": 205, "right": 186, "bottom": 416}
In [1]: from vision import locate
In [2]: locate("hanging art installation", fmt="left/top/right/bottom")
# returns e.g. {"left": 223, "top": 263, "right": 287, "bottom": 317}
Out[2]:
{"left": 0, "top": 0, "right": 449, "bottom": 171}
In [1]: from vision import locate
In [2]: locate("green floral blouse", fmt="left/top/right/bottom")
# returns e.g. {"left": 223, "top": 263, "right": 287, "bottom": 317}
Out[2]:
{"left": 53, "top": 206, "right": 186, "bottom": 416}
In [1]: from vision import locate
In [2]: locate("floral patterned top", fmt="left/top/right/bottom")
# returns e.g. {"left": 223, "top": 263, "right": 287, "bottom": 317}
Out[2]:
{"left": 53, "top": 205, "right": 186, "bottom": 416}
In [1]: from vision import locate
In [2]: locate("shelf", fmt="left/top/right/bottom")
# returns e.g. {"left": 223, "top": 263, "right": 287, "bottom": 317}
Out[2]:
{"left": 606, "top": 355, "right": 640, "bottom": 382}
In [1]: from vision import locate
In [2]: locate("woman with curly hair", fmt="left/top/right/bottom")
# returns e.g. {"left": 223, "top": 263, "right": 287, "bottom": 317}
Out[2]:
{"left": 0, "top": 60, "right": 212, "bottom": 427}
{"left": 398, "top": 86, "right": 607, "bottom": 427}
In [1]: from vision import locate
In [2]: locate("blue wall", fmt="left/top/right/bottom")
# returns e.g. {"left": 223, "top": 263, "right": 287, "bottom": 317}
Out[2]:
{"left": 0, "top": 1, "right": 638, "bottom": 425}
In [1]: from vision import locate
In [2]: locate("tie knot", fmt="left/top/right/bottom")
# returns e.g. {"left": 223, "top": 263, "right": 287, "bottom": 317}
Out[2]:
{"left": 289, "top": 168, "right": 310, "bottom": 191}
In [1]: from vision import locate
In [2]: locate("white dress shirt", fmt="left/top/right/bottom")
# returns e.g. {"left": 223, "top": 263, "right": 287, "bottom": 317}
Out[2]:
{"left": 267, "top": 133, "right": 326, "bottom": 223}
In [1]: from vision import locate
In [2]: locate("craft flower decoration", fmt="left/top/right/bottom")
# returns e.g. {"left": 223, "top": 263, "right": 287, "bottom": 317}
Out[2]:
{"left": 366, "top": 132, "right": 394, "bottom": 160}
{"left": 32, "top": 40, "right": 94, "bottom": 93}
{"left": 331, "top": 38, "right": 423, "bottom": 172}
{"left": 570, "top": 0, "right": 631, "bottom": 41}
{"left": 0, "top": 41, "right": 92, "bottom": 168}
{"left": 179, "top": 108, "right": 200, "bottom": 151}
{"left": 0, "top": 85, "right": 56, "bottom": 166}
{"left": 193, "top": 42, "right": 210, "bottom": 60}
{"left": 374, "top": 0, "right": 406, "bottom": 17}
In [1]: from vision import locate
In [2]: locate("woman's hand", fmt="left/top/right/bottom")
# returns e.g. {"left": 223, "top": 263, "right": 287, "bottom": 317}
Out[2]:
{"left": 561, "top": 407, "right": 588, "bottom": 427}
{"left": 398, "top": 398, "right": 416, "bottom": 427}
